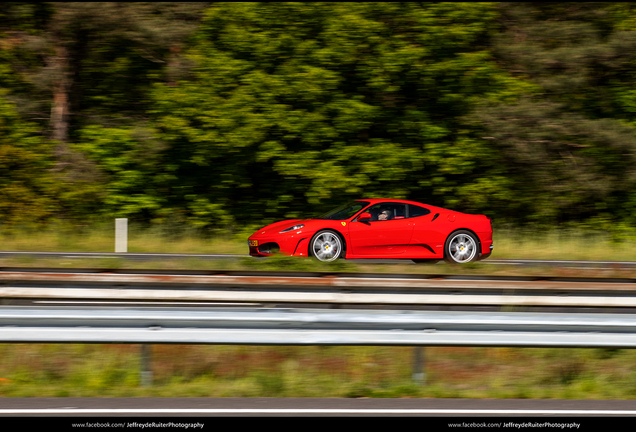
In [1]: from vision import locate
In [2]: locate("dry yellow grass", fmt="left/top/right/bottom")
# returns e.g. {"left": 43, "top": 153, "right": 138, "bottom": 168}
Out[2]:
{"left": 2, "top": 224, "right": 634, "bottom": 259}
{"left": 3, "top": 225, "right": 636, "bottom": 278}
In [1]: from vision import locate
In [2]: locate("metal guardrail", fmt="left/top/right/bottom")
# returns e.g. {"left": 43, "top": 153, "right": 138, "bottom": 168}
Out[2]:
{"left": 5, "top": 285, "right": 636, "bottom": 308}
{"left": 2, "top": 270, "right": 636, "bottom": 308}
{"left": 1, "top": 268, "right": 635, "bottom": 286}
{"left": 5, "top": 266, "right": 636, "bottom": 386}
{"left": 2, "top": 306, "right": 636, "bottom": 348}
{"left": 3, "top": 305, "right": 635, "bottom": 385}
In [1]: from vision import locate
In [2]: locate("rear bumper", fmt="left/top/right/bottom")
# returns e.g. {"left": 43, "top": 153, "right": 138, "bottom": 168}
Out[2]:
{"left": 479, "top": 242, "right": 493, "bottom": 260}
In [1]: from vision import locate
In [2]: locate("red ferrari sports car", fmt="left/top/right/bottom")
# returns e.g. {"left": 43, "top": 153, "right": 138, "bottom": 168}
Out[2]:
{"left": 247, "top": 199, "right": 493, "bottom": 264}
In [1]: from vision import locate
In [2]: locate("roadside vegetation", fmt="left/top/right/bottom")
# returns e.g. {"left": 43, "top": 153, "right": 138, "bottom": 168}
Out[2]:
{"left": 2, "top": 223, "right": 636, "bottom": 277}
{"left": 2, "top": 344, "right": 636, "bottom": 398}
{"left": 4, "top": 3, "right": 636, "bottom": 233}
{"left": 0, "top": 221, "right": 628, "bottom": 258}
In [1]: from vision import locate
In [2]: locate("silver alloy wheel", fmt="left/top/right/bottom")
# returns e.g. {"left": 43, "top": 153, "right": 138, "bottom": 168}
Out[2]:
{"left": 447, "top": 232, "right": 477, "bottom": 263}
{"left": 311, "top": 231, "right": 342, "bottom": 262}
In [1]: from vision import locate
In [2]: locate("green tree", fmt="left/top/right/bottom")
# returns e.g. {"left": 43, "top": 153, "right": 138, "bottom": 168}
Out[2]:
{"left": 150, "top": 2, "right": 529, "bottom": 227}
{"left": 469, "top": 2, "right": 636, "bottom": 225}
{"left": 0, "top": 92, "right": 55, "bottom": 226}
{"left": 1, "top": 2, "right": 209, "bottom": 223}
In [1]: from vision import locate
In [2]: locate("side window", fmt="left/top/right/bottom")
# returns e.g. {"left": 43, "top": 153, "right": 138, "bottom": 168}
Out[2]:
{"left": 409, "top": 204, "right": 431, "bottom": 218}
{"left": 365, "top": 203, "right": 407, "bottom": 221}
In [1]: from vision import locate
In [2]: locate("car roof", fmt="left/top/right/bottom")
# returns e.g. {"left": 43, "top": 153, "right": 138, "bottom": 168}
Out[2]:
{"left": 358, "top": 198, "right": 426, "bottom": 205}
{"left": 357, "top": 198, "right": 449, "bottom": 212}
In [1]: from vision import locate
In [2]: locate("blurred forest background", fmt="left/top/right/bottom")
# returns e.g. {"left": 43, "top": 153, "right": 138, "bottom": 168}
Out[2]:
{"left": 3, "top": 2, "right": 636, "bottom": 233}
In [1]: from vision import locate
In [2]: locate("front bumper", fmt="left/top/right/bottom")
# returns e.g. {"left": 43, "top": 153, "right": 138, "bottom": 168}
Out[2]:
{"left": 248, "top": 240, "right": 280, "bottom": 255}
{"left": 248, "top": 235, "right": 304, "bottom": 256}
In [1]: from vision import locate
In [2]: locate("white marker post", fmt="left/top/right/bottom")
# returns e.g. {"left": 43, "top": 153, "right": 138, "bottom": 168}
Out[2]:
{"left": 141, "top": 344, "right": 152, "bottom": 386}
{"left": 115, "top": 218, "right": 128, "bottom": 253}
{"left": 412, "top": 347, "right": 426, "bottom": 384}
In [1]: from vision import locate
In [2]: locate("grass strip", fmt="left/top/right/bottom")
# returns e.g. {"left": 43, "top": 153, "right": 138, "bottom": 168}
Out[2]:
{"left": 1, "top": 344, "right": 636, "bottom": 398}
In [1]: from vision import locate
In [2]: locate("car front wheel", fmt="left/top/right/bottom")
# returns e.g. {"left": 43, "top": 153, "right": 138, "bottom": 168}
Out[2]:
{"left": 444, "top": 230, "right": 479, "bottom": 264}
{"left": 310, "top": 230, "right": 344, "bottom": 262}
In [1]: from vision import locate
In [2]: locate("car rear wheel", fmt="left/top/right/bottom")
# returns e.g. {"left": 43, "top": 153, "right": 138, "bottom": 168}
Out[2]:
{"left": 310, "top": 230, "right": 343, "bottom": 262}
{"left": 444, "top": 230, "right": 479, "bottom": 264}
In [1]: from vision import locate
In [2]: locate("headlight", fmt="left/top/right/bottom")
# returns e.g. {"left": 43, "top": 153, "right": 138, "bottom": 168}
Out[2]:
{"left": 279, "top": 224, "right": 304, "bottom": 233}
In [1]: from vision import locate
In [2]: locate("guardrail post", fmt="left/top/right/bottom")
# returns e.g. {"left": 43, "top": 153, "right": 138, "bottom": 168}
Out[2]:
{"left": 115, "top": 218, "right": 128, "bottom": 253}
{"left": 141, "top": 344, "right": 152, "bottom": 386}
{"left": 412, "top": 347, "right": 426, "bottom": 384}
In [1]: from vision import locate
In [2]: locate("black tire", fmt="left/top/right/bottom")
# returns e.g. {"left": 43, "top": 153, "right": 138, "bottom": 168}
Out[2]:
{"left": 309, "top": 230, "right": 344, "bottom": 262}
{"left": 412, "top": 259, "right": 440, "bottom": 264}
{"left": 444, "top": 230, "right": 479, "bottom": 264}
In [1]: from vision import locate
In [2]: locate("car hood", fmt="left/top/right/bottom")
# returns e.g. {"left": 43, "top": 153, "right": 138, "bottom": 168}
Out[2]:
{"left": 255, "top": 219, "right": 305, "bottom": 235}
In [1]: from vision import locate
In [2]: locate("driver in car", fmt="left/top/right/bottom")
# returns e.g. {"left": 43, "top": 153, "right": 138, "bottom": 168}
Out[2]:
{"left": 378, "top": 209, "right": 392, "bottom": 221}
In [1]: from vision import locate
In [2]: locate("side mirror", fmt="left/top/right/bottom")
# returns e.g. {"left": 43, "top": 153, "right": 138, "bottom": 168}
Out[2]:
{"left": 358, "top": 212, "right": 372, "bottom": 222}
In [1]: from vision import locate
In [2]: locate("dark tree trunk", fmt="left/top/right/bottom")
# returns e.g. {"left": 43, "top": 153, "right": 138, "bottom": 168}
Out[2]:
{"left": 50, "top": 41, "right": 71, "bottom": 163}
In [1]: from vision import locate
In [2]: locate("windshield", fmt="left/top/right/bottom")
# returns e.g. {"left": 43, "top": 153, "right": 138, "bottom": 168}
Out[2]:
{"left": 315, "top": 200, "right": 370, "bottom": 220}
